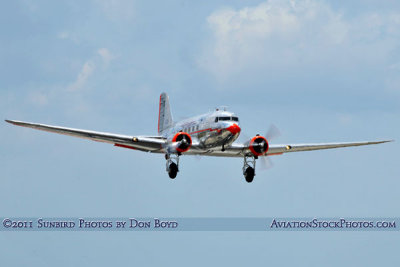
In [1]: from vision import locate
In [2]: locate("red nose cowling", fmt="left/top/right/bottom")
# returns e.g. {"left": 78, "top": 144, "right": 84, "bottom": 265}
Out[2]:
{"left": 227, "top": 123, "right": 241, "bottom": 135}
{"left": 172, "top": 132, "right": 192, "bottom": 153}
{"left": 248, "top": 136, "right": 269, "bottom": 156}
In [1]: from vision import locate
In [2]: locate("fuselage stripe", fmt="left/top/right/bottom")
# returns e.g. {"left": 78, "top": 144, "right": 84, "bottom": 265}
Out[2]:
{"left": 187, "top": 128, "right": 219, "bottom": 135}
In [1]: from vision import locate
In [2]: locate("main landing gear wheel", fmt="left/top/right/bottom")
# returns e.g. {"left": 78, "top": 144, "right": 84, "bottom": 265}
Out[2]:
{"left": 244, "top": 167, "right": 254, "bottom": 183}
{"left": 166, "top": 153, "right": 180, "bottom": 179}
{"left": 168, "top": 162, "right": 178, "bottom": 179}
{"left": 243, "top": 154, "right": 256, "bottom": 183}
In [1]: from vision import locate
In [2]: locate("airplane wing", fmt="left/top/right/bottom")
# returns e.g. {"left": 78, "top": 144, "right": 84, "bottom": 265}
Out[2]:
{"left": 5, "top": 119, "right": 392, "bottom": 157}
{"left": 186, "top": 140, "right": 392, "bottom": 157}
{"left": 5, "top": 119, "right": 166, "bottom": 152}
{"left": 266, "top": 140, "right": 392, "bottom": 155}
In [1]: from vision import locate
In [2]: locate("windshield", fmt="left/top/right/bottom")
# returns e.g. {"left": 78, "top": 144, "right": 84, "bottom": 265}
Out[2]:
{"left": 215, "top": 116, "right": 239, "bottom": 122}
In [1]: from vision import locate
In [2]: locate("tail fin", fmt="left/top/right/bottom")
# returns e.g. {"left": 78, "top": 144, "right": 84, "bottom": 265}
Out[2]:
{"left": 158, "top": 92, "right": 173, "bottom": 134}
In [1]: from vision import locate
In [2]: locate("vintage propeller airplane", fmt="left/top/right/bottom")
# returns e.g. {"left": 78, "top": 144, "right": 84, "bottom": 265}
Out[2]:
{"left": 6, "top": 92, "right": 391, "bottom": 183}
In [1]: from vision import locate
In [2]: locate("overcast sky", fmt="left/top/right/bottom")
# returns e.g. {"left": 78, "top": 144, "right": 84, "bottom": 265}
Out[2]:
{"left": 1, "top": 0, "right": 399, "bottom": 266}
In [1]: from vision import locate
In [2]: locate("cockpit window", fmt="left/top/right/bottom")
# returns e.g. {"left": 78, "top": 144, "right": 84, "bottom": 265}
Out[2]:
{"left": 215, "top": 116, "right": 239, "bottom": 122}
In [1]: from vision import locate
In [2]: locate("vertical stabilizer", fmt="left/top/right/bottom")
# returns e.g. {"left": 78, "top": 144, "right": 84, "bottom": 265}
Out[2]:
{"left": 158, "top": 92, "right": 173, "bottom": 134}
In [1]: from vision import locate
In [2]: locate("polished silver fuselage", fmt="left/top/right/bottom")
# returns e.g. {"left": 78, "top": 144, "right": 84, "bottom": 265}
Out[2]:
{"left": 161, "top": 110, "right": 241, "bottom": 151}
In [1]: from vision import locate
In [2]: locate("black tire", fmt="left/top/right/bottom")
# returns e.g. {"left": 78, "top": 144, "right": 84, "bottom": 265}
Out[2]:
{"left": 244, "top": 167, "right": 254, "bottom": 183}
{"left": 168, "top": 163, "right": 178, "bottom": 179}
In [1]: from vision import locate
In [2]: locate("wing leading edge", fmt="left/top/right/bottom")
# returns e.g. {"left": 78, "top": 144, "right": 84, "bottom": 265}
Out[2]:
{"left": 5, "top": 119, "right": 166, "bottom": 152}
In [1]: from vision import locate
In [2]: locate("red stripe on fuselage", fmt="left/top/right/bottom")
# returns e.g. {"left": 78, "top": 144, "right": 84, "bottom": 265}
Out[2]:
{"left": 189, "top": 128, "right": 219, "bottom": 134}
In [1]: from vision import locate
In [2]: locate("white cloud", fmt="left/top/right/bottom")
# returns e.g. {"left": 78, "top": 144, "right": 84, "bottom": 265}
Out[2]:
{"left": 67, "top": 48, "right": 114, "bottom": 92}
{"left": 199, "top": 0, "right": 400, "bottom": 82}
{"left": 97, "top": 48, "right": 115, "bottom": 66}
{"left": 67, "top": 61, "right": 95, "bottom": 92}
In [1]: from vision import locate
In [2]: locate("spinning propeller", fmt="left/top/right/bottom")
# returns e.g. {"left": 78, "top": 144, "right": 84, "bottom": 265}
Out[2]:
{"left": 259, "top": 124, "right": 281, "bottom": 170}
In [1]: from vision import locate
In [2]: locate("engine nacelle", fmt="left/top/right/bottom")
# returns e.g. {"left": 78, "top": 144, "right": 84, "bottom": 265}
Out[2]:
{"left": 171, "top": 132, "right": 192, "bottom": 153}
{"left": 249, "top": 135, "right": 269, "bottom": 156}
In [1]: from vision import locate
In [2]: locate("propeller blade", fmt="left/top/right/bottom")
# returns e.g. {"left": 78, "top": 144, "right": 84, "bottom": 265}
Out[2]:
{"left": 265, "top": 124, "right": 281, "bottom": 141}
{"left": 241, "top": 124, "right": 281, "bottom": 171}
{"left": 261, "top": 124, "right": 281, "bottom": 170}
{"left": 259, "top": 155, "right": 273, "bottom": 170}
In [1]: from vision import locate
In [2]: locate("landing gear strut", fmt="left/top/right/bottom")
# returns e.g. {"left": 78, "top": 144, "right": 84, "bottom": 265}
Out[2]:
{"left": 243, "top": 154, "right": 257, "bottom": 183}
{"left": 165, "top": 154, "right": 179, "bottom": 179}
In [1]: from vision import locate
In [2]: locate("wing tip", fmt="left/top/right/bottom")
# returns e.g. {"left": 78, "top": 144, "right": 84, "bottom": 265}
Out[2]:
{"left": 5, "top": 119, "right": 28, "bottom": 127}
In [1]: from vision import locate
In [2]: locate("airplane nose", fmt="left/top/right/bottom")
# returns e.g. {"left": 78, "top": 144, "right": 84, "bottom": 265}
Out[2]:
{"left": 227, "top": 123, "right": 241, "bottom": 135}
